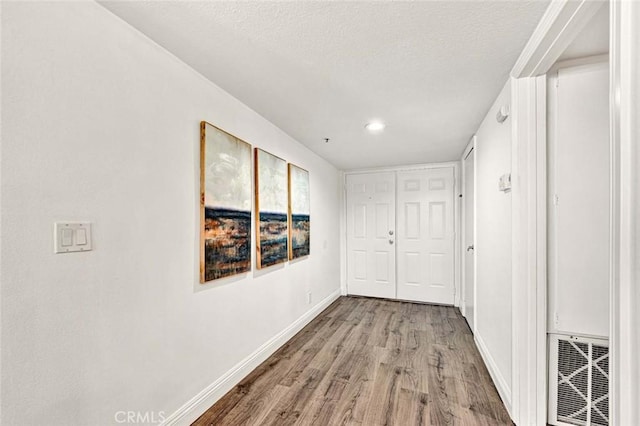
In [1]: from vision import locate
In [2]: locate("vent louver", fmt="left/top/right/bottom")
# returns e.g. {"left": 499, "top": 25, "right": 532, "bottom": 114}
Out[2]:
{"left": 549, "top": 335, "right": 609, "bottom": 426}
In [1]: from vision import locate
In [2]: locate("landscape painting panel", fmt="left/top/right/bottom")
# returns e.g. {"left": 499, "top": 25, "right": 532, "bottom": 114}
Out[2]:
{"left": 288, "top": 164, "right": 310, "bottom": 259}
{"left": 201, "top": 122, "right": 252, "bottom": 282}
{"left": 256, "top": 149, "right": 288, "bottom": 268}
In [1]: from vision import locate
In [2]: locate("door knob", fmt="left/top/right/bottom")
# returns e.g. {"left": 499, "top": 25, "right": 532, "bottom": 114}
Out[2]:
{"left": 389, "top": 239, "right": 394, "bottom": 245}
{"left": 389, "top": 230, "right": 394, "bottom": 236}
{"left": 467, "top": 245, "right": 474, "bottom": 252}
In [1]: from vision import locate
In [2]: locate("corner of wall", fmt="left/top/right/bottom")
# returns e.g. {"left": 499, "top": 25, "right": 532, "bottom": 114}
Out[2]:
{"left": 474, "top": 333, "right": 513, "bottom": 419}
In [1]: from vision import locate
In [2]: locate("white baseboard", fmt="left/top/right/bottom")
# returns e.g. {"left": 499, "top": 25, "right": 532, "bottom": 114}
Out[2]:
{"left": 474, "top": 333, "right": 513, "bottom": 419}
{"left": 162, "top": 289, "right": 342, "bottom": 426}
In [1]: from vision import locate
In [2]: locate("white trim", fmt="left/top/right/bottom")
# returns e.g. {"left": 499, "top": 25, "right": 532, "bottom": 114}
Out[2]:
{"left": 339, "top": 171, "right": 348, "bottom": 296}
{"left": 162, "top": 289, "right": 342, "bottom": 426}
{"left": 472, "top": 142, "right": 477, "bottom": 333}
{"left": 511, "top": 0, "right": 606, "bottom": 78}
{"left": 462, "top": 137, "right": 475, "bottom": 161}
{"left": 549, "top": 53, "right": 609, "bottom": 75}
{"left": 0, "top": 2, "right": 3, "bottom": 421}
{"left": 475, "top": 333, "right": 513, "bottom": 419}
{"left": 343, "top": 161, "right": 459, "bottom": 175}
{"left": 534, "top": 75, "right": 548, "bottom": 426}
{"left": 453, "top": 161, "right": 462, "bottom": 308}
{"left": 460, "top": 136, "right": 475, "bottom": 321}
{"left": 609, "top": 1, "right": 639, "bottom": 424}
{"left": 510, "top": 75, "right": 547, "bottom": 426}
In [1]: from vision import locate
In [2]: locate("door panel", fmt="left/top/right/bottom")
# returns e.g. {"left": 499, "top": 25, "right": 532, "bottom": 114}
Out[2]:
{"left": 396, "top": 168, "right": 455, "bottom": 304}
{"left": 464, "top": 149, "right": 475, "bottom": 331}
{"left": 404, "top": 252, "right": 420, "bottom": 284}
{"left": 548, "top": 63, "right": 609, "bottom": 338}
{"left": 354, "top": 250, "right": 367, "bottom": 280}
{"left": 353, "top": 204, "right": 366, "bottom": 237}
{"left": 429, "top": 201, "right": 446, "bottom": 239}
{"left": 346, "top": 172, "right": 396, "bottom": 298}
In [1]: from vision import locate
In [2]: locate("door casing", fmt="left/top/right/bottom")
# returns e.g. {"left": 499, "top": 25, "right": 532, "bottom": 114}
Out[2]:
{"left": 461, "top": 139, "right": 476, "bottom": 331}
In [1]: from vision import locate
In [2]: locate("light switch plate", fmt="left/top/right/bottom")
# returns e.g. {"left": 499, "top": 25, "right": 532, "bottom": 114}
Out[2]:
{"left": 498, "top": 173, "right": 512, "bottom": 192}
{"left": 54, "top": 222, "right": 92, "bottom": 253}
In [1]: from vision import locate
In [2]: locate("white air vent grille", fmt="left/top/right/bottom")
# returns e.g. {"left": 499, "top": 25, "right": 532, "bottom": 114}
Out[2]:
{"left": 549, "top": 334, "right": 609, "bottom": 426}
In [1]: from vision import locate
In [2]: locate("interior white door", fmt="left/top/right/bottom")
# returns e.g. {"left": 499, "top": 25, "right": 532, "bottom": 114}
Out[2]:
{"left": 346, "top": 172, "right": 396, "bottom": 299}
{"left": 396, "top": 167, "right": 455, "bottom": 304}
{"left": 463, "top": 149, "right": 475, "bottom": 330}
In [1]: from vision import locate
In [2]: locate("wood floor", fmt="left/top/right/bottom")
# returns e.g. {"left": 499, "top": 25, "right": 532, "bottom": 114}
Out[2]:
{"left": 193, "top": 296, "right": 512, "bottom": 426}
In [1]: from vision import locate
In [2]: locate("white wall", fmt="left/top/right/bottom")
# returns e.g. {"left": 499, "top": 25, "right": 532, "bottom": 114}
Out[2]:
{"left": 0, "top": 2, "right": 341, "bottom": 425}
{"left": 473, "top": 82, "right": 513, "bottom": 410}
{"left": 547, "top": 61, "right": 610, "bottom": 338}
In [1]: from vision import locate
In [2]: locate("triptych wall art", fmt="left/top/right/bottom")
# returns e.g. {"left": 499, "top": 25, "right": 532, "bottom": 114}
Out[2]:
{"left": 200, "top": 121, "right": 310, "bottom": 283}
{"left": 255, "top": 149, "right": 289, "bottom": 269}
{"left": 200, "top": 122, "right": 252, "bottom": 282}
{"left": 288, "top": 164, "right": 310, "bottom": 260}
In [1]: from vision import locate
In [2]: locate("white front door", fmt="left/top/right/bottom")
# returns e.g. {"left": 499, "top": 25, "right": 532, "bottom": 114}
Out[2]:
{"left": 346, "top": 172, "right": 396, "bottom": 299}
{"left": 396, "top": 167, "right": 455, "bottom": 304}
{"left": 463, "top": 149, "right": 475, "bottom": 331}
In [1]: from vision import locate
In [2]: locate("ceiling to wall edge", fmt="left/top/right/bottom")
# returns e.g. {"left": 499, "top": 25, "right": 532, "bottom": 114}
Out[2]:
{"left": 98, "top": 0, "right": 551, "bottom": 171}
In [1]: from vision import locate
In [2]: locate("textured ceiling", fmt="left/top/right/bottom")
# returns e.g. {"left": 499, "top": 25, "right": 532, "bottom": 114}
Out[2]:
{"left": 100, "top": 1, "right": 550, "bottom": 170}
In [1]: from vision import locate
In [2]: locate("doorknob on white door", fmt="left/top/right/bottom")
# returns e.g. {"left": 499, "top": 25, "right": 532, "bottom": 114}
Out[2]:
{"left": 389, "top": 230, "right": 394, "bottom": 235}
{"left": 389, "top": 239, "right": 394, "bottom": 245}
{"left": 467, "top": 245, "right": 474, "bottom": 252}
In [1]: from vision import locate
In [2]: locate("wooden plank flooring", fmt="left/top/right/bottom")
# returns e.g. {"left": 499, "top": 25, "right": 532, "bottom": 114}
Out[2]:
{"left": 193, "top": 296, "right": 512, "bottom": 426}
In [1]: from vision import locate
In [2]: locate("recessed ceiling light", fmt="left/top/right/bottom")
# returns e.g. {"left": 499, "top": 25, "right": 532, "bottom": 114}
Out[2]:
{"left": 365, "top": 121, "right": 386, "bottom": 132}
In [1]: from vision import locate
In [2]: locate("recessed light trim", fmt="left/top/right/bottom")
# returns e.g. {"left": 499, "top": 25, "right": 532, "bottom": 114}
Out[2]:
{"left": 365, "top": 121, "right": 386, "bottom": 132}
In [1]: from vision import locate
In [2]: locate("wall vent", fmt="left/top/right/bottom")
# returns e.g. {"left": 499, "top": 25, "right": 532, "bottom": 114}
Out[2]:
{"left": 548, "top": 334, "right": 609, "bottom": 426}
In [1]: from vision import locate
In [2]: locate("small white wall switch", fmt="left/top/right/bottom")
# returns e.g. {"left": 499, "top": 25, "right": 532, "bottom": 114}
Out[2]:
{"left": 61, "top": 229, "right": 73, "bottom": 247}
{"left": 76, "top": 228, "right": 87, "bottom": 245}
{"left": 498, "top": 173, "right": 512, "bottom": 192}
{"left": 54, "top": 222, "right": 92, "bottom": 253}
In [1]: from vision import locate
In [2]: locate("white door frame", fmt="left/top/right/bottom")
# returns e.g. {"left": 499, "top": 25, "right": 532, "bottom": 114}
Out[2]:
{"left": 609, "top": 1, "right": 639, "bottom": 423}
{"left": 509, "top": 0, "right": 639, "bottom": 424}
{"left": 340, "top": 161, "right": 461, "bottom": 306}
{"left": 460, "top": 137, "right": 476, "bottom": 325}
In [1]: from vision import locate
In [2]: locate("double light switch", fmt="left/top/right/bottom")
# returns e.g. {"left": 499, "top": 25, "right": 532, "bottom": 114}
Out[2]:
{"left": 54, "top": 222, "right": 92, "bottom": 253}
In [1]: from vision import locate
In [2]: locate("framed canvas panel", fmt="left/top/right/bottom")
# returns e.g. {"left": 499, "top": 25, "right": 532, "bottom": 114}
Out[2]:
{"left": 288, "top": 164, "right": 310, "bottom": 260}
{"left": 200, "top": 121, "right": 252, "bottom": 282}
{"left": 255, "top": 148, "right": 288, "bottom": 268}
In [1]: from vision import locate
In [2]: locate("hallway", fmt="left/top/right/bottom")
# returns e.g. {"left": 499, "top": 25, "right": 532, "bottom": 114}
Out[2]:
{"left": 4, "top": 1, "right": 639, "bottom": 424}
{"left": 195, "top": 297, "right": 512, "bottom": 425}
